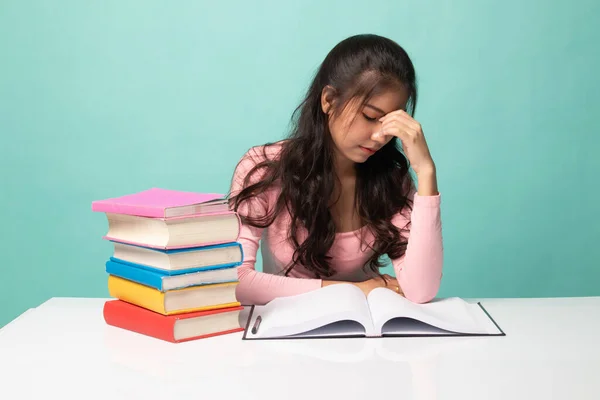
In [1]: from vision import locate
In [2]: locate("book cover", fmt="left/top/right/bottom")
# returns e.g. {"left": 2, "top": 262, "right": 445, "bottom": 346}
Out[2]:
{"left": 92, "top": 188, "right": 226, "bottom": 218}
{"left": 103, "top": 300, "right": 244, "bottom": 343}
{"left": 108, "top": 241, "right": 244, "bottom": 275}
{"left": 105, "top": 259, "right": 239, "bottom": 291}
{"left": 107, "top": 275, "right": 240, "bottom": 315}
{"left": 109, "top": 256, "right": 242, "bottom": 276}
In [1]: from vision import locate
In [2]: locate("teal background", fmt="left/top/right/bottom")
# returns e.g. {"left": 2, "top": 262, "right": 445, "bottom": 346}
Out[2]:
{"left": 1, "top": 0, "right": 599, "bottom": 327}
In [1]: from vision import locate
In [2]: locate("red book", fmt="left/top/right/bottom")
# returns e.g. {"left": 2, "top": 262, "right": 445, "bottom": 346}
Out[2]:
{"left": 103, "top": 300, "right": 244, "bottom": 343}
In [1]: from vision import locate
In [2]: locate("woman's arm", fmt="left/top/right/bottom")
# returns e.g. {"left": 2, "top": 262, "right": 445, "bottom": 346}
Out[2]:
{"left": 377, "top": 109, "right": 443, "bottom": 302}
{"left": 234, "top": 222, "right": 323, "bottom": 305}
{"left": 390, "top": 180, "right": 443, "bottom": 304}
{"left": 229, "top": 148, "right": 322, "bottom": 305}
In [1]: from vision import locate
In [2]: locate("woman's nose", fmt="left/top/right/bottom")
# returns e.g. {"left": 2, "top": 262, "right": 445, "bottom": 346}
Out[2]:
{"left": 370, "top": 130, "right": 387, "bottom": 144}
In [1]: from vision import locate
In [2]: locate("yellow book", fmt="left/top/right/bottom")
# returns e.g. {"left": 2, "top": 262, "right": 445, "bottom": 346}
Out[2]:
{"left": 107, "top": 275, "right": 240, "bottom": 315}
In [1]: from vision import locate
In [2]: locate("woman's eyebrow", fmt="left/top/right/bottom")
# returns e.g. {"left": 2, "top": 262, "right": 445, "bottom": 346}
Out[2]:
{"left": 365, "top": 103, "right": 407, "bottom": 114}
{"left": 364, "top": 104, "right": 386, "bottom": 114}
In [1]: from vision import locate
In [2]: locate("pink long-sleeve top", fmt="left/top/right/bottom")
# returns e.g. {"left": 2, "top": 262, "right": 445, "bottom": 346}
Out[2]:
{"left": 229, "top": 143, "right": 443, "bottom": 305}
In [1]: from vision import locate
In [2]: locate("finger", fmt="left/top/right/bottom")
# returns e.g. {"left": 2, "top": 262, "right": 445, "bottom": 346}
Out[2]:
{"left": 382, "top": 115, "right": 420, "bottom": 134}
{"left": 389, "top": 281, "right": 401, "bottom": 293}
{"left": 380, "top": 120, "right": 413, "bottom": 141}
{"left": 379, "top": 109, "right": 419, "bottom": 128}
{"left": 383, "top": 275, "right": 397, "bottom": 286}
{"left": 381, "top": 275, "right": 400, "bottom": 290}
{"left": 375, "top": 275, "right": 394, "bottom": 286}
{"left": 379, "top": 109, "right": 412, "bottom": 124}
{"left": 379, "top": 108, "right": 408, "bottom": 118}
{"left": 381, "top": 115, "right": 414, "bottom": 131}
{"left": 389, "top": 284, "right": 401, "bottom": 294}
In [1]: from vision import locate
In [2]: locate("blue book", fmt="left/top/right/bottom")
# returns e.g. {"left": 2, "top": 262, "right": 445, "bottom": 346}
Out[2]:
{"left": 109, "top": 241, "right": 244, "bottom": 276}
{"left": 105, "top": 259, "right": 239, "bottom": 292}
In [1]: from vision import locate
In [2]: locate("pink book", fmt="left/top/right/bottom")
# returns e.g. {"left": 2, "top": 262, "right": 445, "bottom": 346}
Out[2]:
{"left": 92, "top": 188, "right": 230, "bottom": 218}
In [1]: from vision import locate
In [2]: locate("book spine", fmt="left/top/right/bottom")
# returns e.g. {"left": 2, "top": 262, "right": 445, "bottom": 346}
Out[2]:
{"left": 107, "top": 275, "right": 167, "bottom": 314}
{"left": 103, "top": 300, "right": 176, "bottom": 342}
{"left": 109, "top": 256, "right": 241, "bottom": 276}
{"left": 106, "top": 260, "right": 164, "bottom": 291}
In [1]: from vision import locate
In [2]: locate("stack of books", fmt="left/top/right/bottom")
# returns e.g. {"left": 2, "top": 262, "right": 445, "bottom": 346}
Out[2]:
{"left": 92, "top": 187, "right": 245, "bottom": 343}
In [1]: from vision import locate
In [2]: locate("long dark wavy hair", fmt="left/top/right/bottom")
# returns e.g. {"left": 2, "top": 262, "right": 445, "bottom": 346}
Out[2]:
{"left": 229, "top": 34, "right": 417, "bottom": 280}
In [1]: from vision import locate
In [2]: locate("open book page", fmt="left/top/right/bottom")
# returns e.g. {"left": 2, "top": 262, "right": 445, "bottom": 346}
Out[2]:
{"left": 245, "top": 284, "right": 375, "bottom": 339}
{"left": 367, "top": 288, "right": 502, "bottom": 335}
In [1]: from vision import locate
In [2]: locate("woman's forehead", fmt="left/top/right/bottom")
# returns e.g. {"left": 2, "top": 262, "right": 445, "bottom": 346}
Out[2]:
{"left": 366, "top": 89, "right": 409, "bottom": 113}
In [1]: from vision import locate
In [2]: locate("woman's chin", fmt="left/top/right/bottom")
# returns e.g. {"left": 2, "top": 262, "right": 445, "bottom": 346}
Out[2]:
{"left": 334, "top": 146, "right": 370, "bottom": 165}
{"left": 351, "top": 148, "right": 373, "bottom": 163}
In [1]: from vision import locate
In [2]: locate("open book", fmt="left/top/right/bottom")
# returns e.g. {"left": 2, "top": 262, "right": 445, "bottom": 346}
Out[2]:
{"left": 242, "top": 284, "right": 504, "bottom": 339}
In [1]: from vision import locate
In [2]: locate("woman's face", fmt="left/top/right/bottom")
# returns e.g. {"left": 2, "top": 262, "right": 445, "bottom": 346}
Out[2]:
{"left": 323, "top": 87, "right": 409, "bottom": 164}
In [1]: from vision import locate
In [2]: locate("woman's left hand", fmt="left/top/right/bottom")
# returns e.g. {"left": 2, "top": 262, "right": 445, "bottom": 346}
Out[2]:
{"left": 354, "top": 274, "right": 404, "bottom": 296}
{"left": 374, "top": 110, "right": 435, "bottom": 176}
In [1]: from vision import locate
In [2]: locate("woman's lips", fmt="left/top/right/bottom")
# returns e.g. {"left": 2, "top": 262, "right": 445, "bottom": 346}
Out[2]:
{"left": 359, "top": 146, "right": 376, "bottom": 155}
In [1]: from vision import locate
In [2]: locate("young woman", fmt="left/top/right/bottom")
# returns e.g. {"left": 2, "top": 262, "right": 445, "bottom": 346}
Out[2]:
{"left": 228, "top": 34, "right": 443, "bottom": 306}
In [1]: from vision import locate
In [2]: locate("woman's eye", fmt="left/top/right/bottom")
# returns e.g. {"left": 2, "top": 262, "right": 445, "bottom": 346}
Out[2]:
{"left": 362, "top": 113, "right": 377, "bottom": 122}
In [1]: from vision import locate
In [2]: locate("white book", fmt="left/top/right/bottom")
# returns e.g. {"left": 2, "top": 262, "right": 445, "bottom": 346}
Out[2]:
{"left": 242, "top": 284, "right": 504, "bottom": 339}
{"left": 111, "top": 241, "right": 243, "bottom": 272}
{"left": 103, "top": 212, "right": 240, "bottom": 249}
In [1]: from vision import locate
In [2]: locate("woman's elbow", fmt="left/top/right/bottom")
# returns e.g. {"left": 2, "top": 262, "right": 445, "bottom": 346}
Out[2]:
{"left": 405, "top": 291, "right": 436, "bottom": 304}
{"left": 402, "top": 281, "right": 440, "bottom": 304}
{"left": 235, "top": 266, "right": 263, "bottom": 305}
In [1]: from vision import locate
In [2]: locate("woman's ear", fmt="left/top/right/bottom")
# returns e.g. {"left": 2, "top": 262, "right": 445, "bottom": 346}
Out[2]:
{"left": 320, "top": 85, "right": 336, "bottom": 115}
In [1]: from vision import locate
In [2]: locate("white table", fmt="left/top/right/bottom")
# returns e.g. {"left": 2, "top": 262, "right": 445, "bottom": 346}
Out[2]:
{"left": 1, "top": 297, "right": 599, "bottom": 399}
